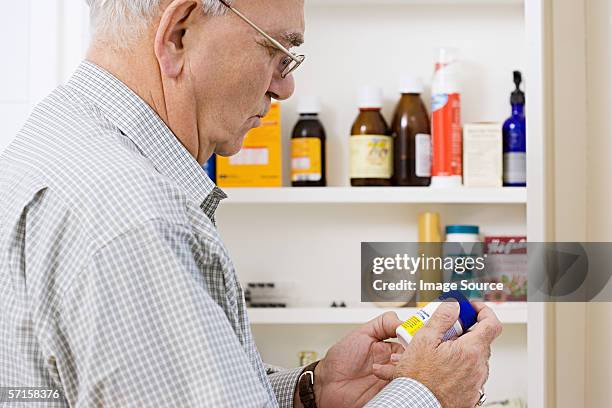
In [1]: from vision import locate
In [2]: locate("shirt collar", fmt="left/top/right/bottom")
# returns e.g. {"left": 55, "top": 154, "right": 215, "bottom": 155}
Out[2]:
{"left": 66, "top": 61, "right": 226, "bottom": 218}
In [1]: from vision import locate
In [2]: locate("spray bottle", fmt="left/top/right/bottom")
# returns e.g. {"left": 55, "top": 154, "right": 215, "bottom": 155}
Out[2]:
{"left": 503, "top": 71, "right": 527, "bottom": 187}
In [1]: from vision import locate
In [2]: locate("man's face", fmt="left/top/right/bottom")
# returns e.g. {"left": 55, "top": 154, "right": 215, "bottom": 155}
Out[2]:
{"left": 183, "top": 0, "right": 304, "bottom": 157}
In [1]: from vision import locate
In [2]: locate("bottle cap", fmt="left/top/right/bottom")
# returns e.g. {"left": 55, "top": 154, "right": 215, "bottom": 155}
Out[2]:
{"left": 297, "top": 96, "right": 321, "bottom": 114}
{"left": 445, "top": 225, "right": 480, "bottom": 235}
{"left": 510, "top": 70, "right": 525, "bottom": 105}
{"left": 430, "top": 175, "right": 462, "bottom": 188}
{"left": 358, "top": 86, "right": 383, "bottom": 109}
{"left": 399, "top": 75, "right": 424, "bottom": 94}
{"left": 440, "top": 290, "right": 478, "bottom": 331}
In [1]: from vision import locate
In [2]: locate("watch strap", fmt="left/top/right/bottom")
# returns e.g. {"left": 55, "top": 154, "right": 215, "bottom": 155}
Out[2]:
{"left": 298, "top": 361, "right": 319, "bottom": 408}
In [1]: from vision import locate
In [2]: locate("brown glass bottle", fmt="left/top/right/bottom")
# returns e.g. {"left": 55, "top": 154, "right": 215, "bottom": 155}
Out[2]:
{"left": 350, "top": 86, "right": 392, "bottom": 186}
{"left": 392, "top": 91, "right": 432, "bottom": 186}
{"left": 350, "top": 109, "right": 392, "bottom": 186}
{"left": 291, "top": 113, "right": 327, "bottom": 187}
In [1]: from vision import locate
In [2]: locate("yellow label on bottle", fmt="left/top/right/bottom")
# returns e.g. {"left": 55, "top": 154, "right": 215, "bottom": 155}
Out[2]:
{"left": 349, "top": 135, "right": 392, "bottom": 179}
{"left": 401, "top": 315, "right": 425, "bottom": 337}
{"left": 291, "top": 137, "right": 322, "bottom": 182}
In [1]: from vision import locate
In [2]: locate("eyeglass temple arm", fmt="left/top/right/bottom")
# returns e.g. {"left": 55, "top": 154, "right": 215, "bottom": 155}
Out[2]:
{"left": 217, "top": 0, "right": 302, "bottom": 63}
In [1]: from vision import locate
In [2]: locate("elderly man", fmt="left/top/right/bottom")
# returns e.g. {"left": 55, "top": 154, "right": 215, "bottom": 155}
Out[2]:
{"left": 0, "top": 0, "right": 501, "bottom": 406}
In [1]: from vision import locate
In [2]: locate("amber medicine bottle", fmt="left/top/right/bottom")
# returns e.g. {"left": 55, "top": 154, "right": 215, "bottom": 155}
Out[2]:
{"left": 350, "top": 87, "right": 392, "bottom": 186}
{"left": 291, "top": 97, "right": 327, "bottom": 187}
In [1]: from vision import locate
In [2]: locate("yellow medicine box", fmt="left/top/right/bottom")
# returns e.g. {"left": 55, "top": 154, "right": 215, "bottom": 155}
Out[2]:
{"left": 217, "top": 102, "right": 282, "bottom": 187}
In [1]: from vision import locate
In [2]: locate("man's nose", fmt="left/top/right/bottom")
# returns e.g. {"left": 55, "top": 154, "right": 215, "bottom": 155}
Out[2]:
{"left": 268, "top": 73, "right": 295, "bottom": 101}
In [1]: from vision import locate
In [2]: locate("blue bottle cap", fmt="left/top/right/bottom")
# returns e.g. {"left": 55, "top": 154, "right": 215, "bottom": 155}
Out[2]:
{"left": 439, "top": 290, "right": 478, "bottom": 332}
{"left": 446, "top": 225, "right": 480, "bottom": 235}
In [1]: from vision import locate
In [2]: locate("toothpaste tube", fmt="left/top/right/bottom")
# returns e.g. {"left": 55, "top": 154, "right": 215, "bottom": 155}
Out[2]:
{"left": 396, "top": 290, "right": 477, "bottom": 348}
{"left": 431, "top": 47, "right": 463, "bottom": 187}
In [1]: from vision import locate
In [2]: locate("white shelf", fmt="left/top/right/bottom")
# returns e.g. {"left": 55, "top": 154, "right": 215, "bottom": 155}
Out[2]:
{"left": 222, "top": 187, "right": 527, "bottom": 204}
{"left": 248, "top": 303, "right": 527, "bottom": 325}
{"left": 308, "top": 0, "right": 522, "bottom": 5}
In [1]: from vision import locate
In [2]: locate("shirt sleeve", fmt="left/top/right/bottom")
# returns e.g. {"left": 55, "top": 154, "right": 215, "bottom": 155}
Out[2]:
{"left": 364, "top": 378, "right": 441, "bottom": 408}
{"left": 266, "top": 366, "right": 304, "bottom": 408}
{"left": 53, "top": 219, "right": 275, "bottom": 407}
{"left": 264, "top": 365, "right": 440, "bottom": 408}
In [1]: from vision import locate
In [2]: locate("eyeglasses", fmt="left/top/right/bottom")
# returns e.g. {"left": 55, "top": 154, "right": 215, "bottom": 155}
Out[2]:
{"left": 218, "top": 0, "right": 305, "bottom": 78}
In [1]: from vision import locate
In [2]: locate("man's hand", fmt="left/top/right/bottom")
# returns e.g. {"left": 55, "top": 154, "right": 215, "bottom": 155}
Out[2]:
{"left": 307, "top": 311, "right": 406, "bottom": 408}
{"left": 372, "top": 301, "right": 503, "bottom": 408}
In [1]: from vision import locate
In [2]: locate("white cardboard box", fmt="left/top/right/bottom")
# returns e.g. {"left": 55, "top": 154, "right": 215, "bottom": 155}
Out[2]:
{"left": 463, "top": 123, "right": 503, "bottom": 187}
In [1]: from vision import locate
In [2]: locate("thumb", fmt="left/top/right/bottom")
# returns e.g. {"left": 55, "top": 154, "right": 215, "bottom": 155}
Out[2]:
{"left": 362, "top": 311, "right": 404, "bottom": 341}
{"left": 417, "top": 300, "right": 460, "bottom": 345}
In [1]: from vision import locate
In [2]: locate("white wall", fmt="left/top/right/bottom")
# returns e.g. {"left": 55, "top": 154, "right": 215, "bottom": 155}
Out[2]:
{"left": 0, "top": 0, "right": 88, "bottom": 153}
{"left": 0, "top": 1, "right": 34, "bottom": 152}
{"left": 59, "top": 0, "right": 91, "bottom": 82}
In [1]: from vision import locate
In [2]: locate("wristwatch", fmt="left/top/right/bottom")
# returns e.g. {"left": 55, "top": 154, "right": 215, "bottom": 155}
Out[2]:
{"left": 298, "top": 361, "right": 319, "bottom": 408}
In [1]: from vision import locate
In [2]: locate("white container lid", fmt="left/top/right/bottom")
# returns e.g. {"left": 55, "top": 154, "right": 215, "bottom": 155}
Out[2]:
{"left": 430, "top": 175, "right": 463, "bottom": 188}
{"left": 358, "top": 86, "right": 383, "bottom": 109}
{"left": 399, "top": 75, "right": 424, "bottom": 94}
{"left": 297, "top": 96, "right": 321, "bottom": 114}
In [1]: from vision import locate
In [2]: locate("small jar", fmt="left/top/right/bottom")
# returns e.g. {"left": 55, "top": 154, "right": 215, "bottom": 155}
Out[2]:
{"left": 444, "top": 225, "right": 483, "bottom": 300}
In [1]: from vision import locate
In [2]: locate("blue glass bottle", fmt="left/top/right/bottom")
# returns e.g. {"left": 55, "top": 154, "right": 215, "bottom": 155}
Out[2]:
{"left": 503, "top": 71, "right": 527, "bottom": 187}
{"left": 203, "top": 154, "right": 216, "bottom": 183}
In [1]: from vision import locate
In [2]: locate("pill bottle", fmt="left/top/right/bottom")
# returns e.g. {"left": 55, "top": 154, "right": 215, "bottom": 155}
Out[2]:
{"left": 396, "top": 290, "right": 477, "bottom": 348}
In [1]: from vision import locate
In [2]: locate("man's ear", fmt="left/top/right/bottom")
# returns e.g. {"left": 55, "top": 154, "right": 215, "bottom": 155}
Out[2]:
{"left": 154, "top": 0, "right": 199, "bottom": 78}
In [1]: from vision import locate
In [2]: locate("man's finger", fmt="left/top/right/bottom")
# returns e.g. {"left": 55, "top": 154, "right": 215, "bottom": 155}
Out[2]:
{"left": 372, "top": 363, "right": 395, "bottom": 381}
{"left": 459, "top": 303, "right": 502, "bottom": 345}
{"left": 416, "top": 300, "right": 460, "bottom": 344}
{"left": 471, "top": 301, "right": 495, "bottom": 320}
{"left": 362, "top": 311, "right": 404, "bottom": 341}
{"left": 389, "top": 342, "right": 404, "bottom": 355}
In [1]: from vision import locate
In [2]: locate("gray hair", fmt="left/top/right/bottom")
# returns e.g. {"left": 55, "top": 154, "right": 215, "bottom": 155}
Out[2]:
{"left": 85, "top": 0, "right": 233, "bottom": 45}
